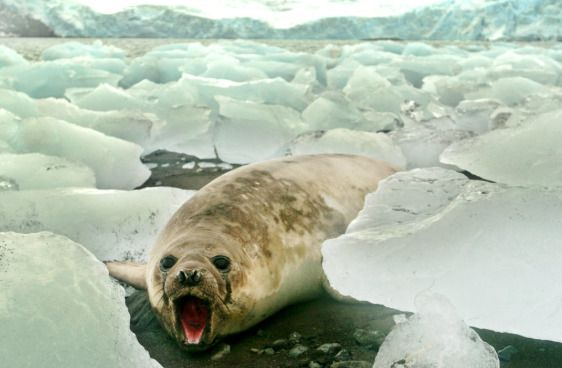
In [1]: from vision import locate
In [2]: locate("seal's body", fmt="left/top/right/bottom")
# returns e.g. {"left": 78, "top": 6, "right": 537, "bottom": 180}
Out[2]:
{"left": 107, "top": 154, "right": 400, "bottom": 351}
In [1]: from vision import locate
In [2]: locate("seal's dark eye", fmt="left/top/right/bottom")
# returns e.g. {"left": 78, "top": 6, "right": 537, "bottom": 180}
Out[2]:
{"left": 212, "top": 256, "right": 230, "bottom": 271}
{"left": 160, "top": 256, "right": 177, "bottom": 272}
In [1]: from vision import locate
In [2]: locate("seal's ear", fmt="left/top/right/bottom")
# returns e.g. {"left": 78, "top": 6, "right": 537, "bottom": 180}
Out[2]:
{"left": 106, "top": 261, "right": 148, "bottom": 290}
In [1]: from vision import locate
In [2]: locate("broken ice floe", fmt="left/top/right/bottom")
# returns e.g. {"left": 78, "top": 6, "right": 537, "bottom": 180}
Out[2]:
{"left": 0, "top": 187, "right": 194, "bottom": 262}
{"left": 374, "top": 292, "right": 499, "bottom": 368}
{"left": 289, "top": 128, "right": 407, "bottom": 169}
{"left": 1, "top": 40, "right": 561, "bottom": 171}
{"left": 0, "top": 232, "right": 162, "bottom": 368}
{"left": 441, "top": 109, "right": 562, "bottom": 186}
{"left": 0, "top": 153, "right": 96, "bottom": 190}
{"left": 323, "top": 168, "right": 562, "bottom": 343}
{"left": 0, "top": 112, "right": 150, "bottom": 190}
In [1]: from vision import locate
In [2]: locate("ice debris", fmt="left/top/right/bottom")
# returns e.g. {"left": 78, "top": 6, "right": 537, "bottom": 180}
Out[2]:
{"left": 373, "top": 292, "right": 499, "bottom": 368}
{"left": 323, "top": 168, "right": 562, "bottom": 343}
{"left": 0, "top": 187, "right": 195, "bottom": 262}
{"left": 0, "top": 232, "right": 162, "bottom": 368}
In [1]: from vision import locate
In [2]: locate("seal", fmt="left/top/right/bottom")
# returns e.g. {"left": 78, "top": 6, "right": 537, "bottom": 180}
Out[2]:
{"left": 107, "top": 154, "right": 401, "bottom": 351}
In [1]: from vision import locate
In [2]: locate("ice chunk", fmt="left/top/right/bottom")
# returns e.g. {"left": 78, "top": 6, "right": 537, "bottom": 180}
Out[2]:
{"left": 1, "top": 116, "right": 150, "bottom": 190}
{"left": 452, "top": 99, "right": 503, "bottom": 134}
{"left": 466, "top": 77, "right": 558, "bottom": 106}
{"left": 175, "top": 74, "right": 311, "bottom": 113}
{"left": 0, "top": 153, "right": 96, "bottom": 189}
{"left": 323, "top": 168, "right": 562, "bottom": 343}
{"left": 66, "top": 82, "right": 215, "bottom": 157}
{"left": 0, "top": 45, "right": 28, "bottom": 67}
{"left": 35, "top": 97, "right": 164, "bottom": 152}
{"left": 374, "top": 292, "right": 499, "bottom": 368}
{"left": 343, "top": 66, "right": 403, "bottom": 115}
{"left": 40, "top": 40, "right": 127, "bottom": 60}
{"left": 301, "top": 91, "right": 369, "bottom": 131}
{"left": 389, "top": 125, "right": 475, "bottom": 170}
{"left": 289, "top": 128, "right": 406, "bottom": 169}
{"left": 487, "top": 51, "right": 562, "bottom": 86}
{"left": 394, "top": 54, "right": 463, "bottom": 88}
{"left": 67, "top": 83, "right": 148, "bottom": 111}
{"left": 0, "top": 88, "right": 38, "bottom": 118}
{"left": 0, "top": 187, "right": 194, "bottom": 262}
{"left": 441, "top": 109, "right": 562, "bottom": 186}
{"left": 214, "top": 96, "right": 306, "bottom": 164}
{"left": 200, "top": 57, "right": 269, "bottom": 82}
{"left": 0, "top": 232, "right": 162, "bottom": 368}
{"left": 0, "top": 60, "right": 122, "bottom": 98}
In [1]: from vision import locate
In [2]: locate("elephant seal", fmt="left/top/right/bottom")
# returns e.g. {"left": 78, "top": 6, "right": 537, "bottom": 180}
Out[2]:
{"left": 107, "top": 154, "right": 400, "bottom": 351}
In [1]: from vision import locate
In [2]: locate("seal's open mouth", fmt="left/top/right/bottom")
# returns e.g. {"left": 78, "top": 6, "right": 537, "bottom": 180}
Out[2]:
{"left": 178, "top": 296, "right": 209, "bottom": 345}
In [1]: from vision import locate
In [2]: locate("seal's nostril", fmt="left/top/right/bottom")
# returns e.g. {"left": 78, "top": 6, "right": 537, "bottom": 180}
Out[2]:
{"left": 188, "top": 270, "right": 201, "bottom": 286}
{"left": 177, "top": 270, "right": 201, "bottom": 286}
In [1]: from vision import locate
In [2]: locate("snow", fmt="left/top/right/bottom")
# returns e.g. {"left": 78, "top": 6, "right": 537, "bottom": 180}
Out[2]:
{"left": 0, "top": 231, "right": 162, "bottom": 368}
{"left": 322, "top": 168, "right": 562, "bottom": 343}
{"left": 373, "top": 292, "right": 499, "bottom": 368}
{"left": 1, "top": 0, "right": 560, "bottom": 40}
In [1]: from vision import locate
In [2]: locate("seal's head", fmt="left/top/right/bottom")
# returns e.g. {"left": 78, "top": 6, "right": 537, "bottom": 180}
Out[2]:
{"left": 146, "top": 232, "right": 250, "bottom": 352}
{"left": 151, "top": 252, "right": 230, "bottom": 350}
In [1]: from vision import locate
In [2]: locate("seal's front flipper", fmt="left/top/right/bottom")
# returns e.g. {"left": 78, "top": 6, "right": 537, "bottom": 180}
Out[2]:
{"left": 106, "top": 261, "right": 148, "bottom": 290}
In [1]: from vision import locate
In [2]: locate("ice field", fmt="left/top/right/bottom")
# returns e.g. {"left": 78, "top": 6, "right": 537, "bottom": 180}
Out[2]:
{"left": 1, "top": 30, "right": 561, "bottom": 368}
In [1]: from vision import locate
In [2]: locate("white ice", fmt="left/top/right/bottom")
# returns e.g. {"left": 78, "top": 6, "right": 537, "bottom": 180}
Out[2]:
{"left": 373, "top": 292, "right": 499, "bottom": 368}
{"left": 440, "top": 109, "right": 562, "bottom": 186}
{"left": 289, "top": 128, "right": 407, "bottom": 169}
{"left": 0, "top": 111, "right": 150, "bottom": 190}
{"left": 323, "top": 168, "right": 562, "bottom": 343}
{"left": 0, "top": 187, "right": 194, "bottom": 262}
{"left": 0, "top": 232, "right": 162, "bottom": 368}
{"left": 0, "top": 153, "right": 96, "bottom": 189}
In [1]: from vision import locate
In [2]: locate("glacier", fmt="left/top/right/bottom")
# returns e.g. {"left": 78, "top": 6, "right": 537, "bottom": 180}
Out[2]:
{"left": 0, "top": 0, "right": 560, "bottom": 41}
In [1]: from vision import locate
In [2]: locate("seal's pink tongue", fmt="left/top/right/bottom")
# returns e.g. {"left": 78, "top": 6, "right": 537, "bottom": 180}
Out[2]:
{"left": 180, "top": 297, "right": 208, "bottom": 344}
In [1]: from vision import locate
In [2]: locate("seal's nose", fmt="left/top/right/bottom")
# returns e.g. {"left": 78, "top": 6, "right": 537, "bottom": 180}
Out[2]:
{"left": 177, "top": 269, "right": 201, "bottom": 286}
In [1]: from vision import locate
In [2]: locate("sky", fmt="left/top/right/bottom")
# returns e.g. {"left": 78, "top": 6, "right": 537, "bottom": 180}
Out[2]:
{"left": 72, "top": 0, "right": 444, "bottom": 28}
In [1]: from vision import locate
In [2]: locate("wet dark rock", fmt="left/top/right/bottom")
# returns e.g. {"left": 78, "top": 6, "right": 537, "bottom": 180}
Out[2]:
{"left": 317, "top": 343, "right": 342, "bottom": 355}
{"left": 273, "top": 339, "right": 291, "bottom": 350}
{"left": 333, "top": 349, "right": 352, "bottom": 362}
{"left": 353, "top": 329, "right": 386, "bottom": 349}
{"left": 210, "top": 344, "right": 231, "bottom": 361}
{"left": 288, "top": 332, "right": 303, "bottom": 345}
{"left": 288, "top": 344, "right": 309, "bottom": 358}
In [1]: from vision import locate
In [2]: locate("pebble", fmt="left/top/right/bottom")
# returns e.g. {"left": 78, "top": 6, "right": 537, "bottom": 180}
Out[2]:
{"left": 288, "top": 332, "right": 303, "bottom": 344}
{"left": 497, "top": 345, "right": 519, "bottom": 362}
{"left": 272, "top": 338, "right": 290, "bottom": 350}
{"left": 309, "top": 362, "right": 323, "bottom": 368}
{"left": 210, "top": 343, "right": 231, "bottom": 361}
{"left": 333, "top": 349, "right": 351, "bottom": 362}
{"left": 317, "top": 343, "right": 342, "bottom": 355}
{"left": 353, "top": 329, "right": 386, "bottom": 349}
{"left": 288, "top": 344, "right": 309, "bottom": 358}
{"left": 263, "top": 348, "right": 275, "bottom": 356}
{"left": 330, "top": 361, "right": 372, "bottom": 368}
